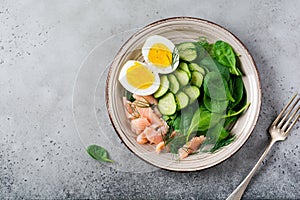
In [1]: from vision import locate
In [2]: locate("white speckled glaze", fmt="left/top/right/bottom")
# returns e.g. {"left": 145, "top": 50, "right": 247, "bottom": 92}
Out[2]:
{"left": 106, "top": 17, "right": 261, "bottom": 171}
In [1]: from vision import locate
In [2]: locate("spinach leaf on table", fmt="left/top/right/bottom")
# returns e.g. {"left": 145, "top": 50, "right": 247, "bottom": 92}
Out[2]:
{"left": 86, "top": 145, "right": 113, "bottom": 163}
{"left": 213, "top": 41, "right": 242, "bottom": 76}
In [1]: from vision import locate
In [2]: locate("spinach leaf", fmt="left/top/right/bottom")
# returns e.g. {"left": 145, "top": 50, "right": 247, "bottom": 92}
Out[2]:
{"left": 199, "top": 57, "right": 231, "bottom": 82}
{"left": 186, "top": 105, "right": 222, "bottom": 142}
{"left": 209, "top": 135, "right": 236, "bottom": 153}
{"left": 224, "top": 115, "right": 239, "bottom": 127}
{"left": 197, "top": 106, "right": 222, "bottom": 131}
{"left": 229, "top": 76, "right": 244, "bottom": 109}
{"left": 186, "top": 108, "right": 201, "bottom": 142}
{"left": 200, "top": 123, "right": 227, "bottom": 152}
{"left": 215, "top": 61, "right": 230, "bottom": 82}
{"left": 203, "top": 93, "right": 228, "bottom": 114}
{"left": 203, "top": 72, "right": 235, "bottom": 102}
{"left": 213, "top": 41, "right": 242, "bottom": 76}
{"left": 172, "top": 114, "right": 181, "bottom": 132}
{"left": 199, "top": 57, "right": 218, "bottom": 72}
{"left": 181, "top": 103, "right": 198, "bottom": 135}
{"left": 172, "top": 106, "right": 195, "bottom": 135}
{"left": 226, "top": 102, "right": 250, "bottom": 118}
{"left": 197, "top": 36, "right": 214, "bottom": 56}
{"left": 86, "top": 145, "right": 113, "bottom": 163}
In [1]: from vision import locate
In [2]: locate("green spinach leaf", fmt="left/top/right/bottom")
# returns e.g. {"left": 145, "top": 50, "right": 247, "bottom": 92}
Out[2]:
{"left": 203, "top": 72, "right": 235, "bottom": 102}
{"left": 197, "top": 36, "right": 214, "bottom": 56}
{"left": 203, "top": 93, "right": 228, "bottom": 114}
{"left": 199, "top": 57, "right": 218, "bottom": 72}
{"left": 224, "top": 115, "right": 239, "bottom": 127}
{"left": 226, "top": 102, "right": 250, "bottom": 118}
{"left": 86, "top": 145, "right": 113, "bottom": 163}
{"left": 229, "top": 76, "right": 244, "bottom": 109}
{"left": 200, "top": 123, "right": 227, "bottom": 152}
{"left": 209, "top": 135, "right": 236, "bottom": 153}
{"left": 213, "top": 41, "right": 242, "bottom": 76}
{"left": 186, "top": 108, "right": 201, "bottom": 142}
{"left": 197, "top": 106, "right": 222, "bottom": 131}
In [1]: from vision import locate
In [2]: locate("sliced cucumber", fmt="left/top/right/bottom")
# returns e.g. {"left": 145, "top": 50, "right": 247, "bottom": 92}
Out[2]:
{"left": 168, "top": 74, "right": 180, "bottom": 94}
{"left": 154, "top": 75, "right": 169, "bottom": 98}
{"left": 191, "top": 71, "right": 204, "bottom": 88}
{"left": 177, "top": 42, "right": 197, "bottom": 62}
{"left": 158, "top": 92, "right": 177, "bottom": 115}
{"left": 178, "top": 62, "right": 191, "bottom": 79}
{"left": 183, "top": 86, "right": 200, "bottom": 104}
{"left": 175, "top": 91, "right": 189, "bottom": 110}
{"left": 174, "top": 69, "right": 189, "bottom": 86}
{"left": 188, "top": 63, "right": 206, "bottom": 75}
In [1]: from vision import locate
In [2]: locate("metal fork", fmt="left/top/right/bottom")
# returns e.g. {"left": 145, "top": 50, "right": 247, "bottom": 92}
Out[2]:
{"left": 227, "top": 93, "right": 300, "bottom": 200}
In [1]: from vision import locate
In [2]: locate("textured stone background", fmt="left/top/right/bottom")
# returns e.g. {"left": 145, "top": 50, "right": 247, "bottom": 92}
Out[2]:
{"left": 1, "top": 0, "right": 299, "bottom": 199}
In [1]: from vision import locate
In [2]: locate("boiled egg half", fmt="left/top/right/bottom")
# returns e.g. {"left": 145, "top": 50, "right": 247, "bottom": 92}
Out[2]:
{"left": 118, "top": 60, "right": 160, "bottom": 95}
{"left": 142, "top": 35, "right": 179, "bottom": 74}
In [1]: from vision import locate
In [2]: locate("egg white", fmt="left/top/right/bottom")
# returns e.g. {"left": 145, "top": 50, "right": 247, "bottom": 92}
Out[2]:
{"left": 118, "top": 60, "right": 160, "bottom": 96}
{"left": 142, "top": 35, "right": 179, "bottom": 74}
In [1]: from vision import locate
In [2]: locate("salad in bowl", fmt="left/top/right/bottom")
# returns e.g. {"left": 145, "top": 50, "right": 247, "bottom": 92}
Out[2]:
{"left": 106, "top": 17, "right": 261, "bottom": 171}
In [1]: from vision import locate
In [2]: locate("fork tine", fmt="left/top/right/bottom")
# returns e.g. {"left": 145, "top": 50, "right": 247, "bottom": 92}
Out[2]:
{"left": 278, "top": 97, "right": 300, "bottom": 128}
{"left": 285, "top": 113, "right": 300, "bottom": 134}
{"left": 272, "top": 93, "right": 298, "bottom": 126}
{"left": 282, "top": 103, "right": 300, "bottom": 132}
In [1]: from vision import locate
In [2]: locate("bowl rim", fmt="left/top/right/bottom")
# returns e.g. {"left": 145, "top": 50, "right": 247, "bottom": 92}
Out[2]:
{"left": 106, "top": 16, "right": 262, "bottom": 172}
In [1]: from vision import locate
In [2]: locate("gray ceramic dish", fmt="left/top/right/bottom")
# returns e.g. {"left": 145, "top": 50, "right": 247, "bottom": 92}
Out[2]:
{"left": 106, "top": 17, "right": 261, "bottom": 171}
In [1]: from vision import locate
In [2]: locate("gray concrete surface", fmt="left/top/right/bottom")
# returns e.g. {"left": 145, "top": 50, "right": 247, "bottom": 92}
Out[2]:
{"left": 1, "top": 0, "right": 300, "bottom": 199}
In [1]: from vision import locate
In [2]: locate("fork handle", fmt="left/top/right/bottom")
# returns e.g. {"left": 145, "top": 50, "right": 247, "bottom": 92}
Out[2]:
{"left": 226, "top": 139, "right": 276, "bottom": 200}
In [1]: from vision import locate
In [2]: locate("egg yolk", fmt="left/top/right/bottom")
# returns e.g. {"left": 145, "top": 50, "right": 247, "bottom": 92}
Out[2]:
{"left": 148, "top": 43, "right": 172, "bottom": 68}
{"left": 126, "top": 62, "right": 154, "bottom": 89}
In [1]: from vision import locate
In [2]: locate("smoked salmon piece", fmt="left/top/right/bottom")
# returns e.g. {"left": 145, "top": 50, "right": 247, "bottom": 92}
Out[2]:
{"left": 124, "top": 95, "right": 170, "bottom": 148}
{"left": 178, "top": 136, "right": 206, "bottom": 160}
{"left": 156, "top": 141, "right": 165, "bottom": 153}
{"left": 143, "top": 127, "right": 163, "bottom": 144}
{"left": 137, "top": 132, "right": 148, "bottom": 144}
{"left": 136, "top": 107, "right": 163, "bottom": 127}
{"left": 131, "top": 118, "right": 151, "bottom": 135}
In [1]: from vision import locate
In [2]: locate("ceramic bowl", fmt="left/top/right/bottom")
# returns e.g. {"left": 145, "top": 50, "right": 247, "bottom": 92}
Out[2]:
{"left": 106, "top": 17, "right": 261, "bottom": 171}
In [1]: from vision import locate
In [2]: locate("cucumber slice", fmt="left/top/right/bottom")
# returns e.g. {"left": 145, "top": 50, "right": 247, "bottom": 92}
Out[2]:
{"left": 174, "top": 69, "right": 189, "bottom": 86}
{"left": 178, "top": 62, "right": 191, "bottom": 79}
{"left": 183, "top": 86, "right": 200, "bottom": 104}
{"left": 191, "top": 71, "right": 204, "bottom": 88}
{"left": 175, "top": 91, "right": 189, "bottom": 110}
{"left": 168, "top": 74, "right": 180, "bottom": 94}
{"left": 188, "top": 63, "right": 206, "bottom": 75}
{"left": 177, "top": 42, "right": 197, "bottom": 62}
{"left": 158, "top": 92, "right": 177, "bottom": 115}
{"left": 154, "top": 75, "right": 169, "bottom": 98}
